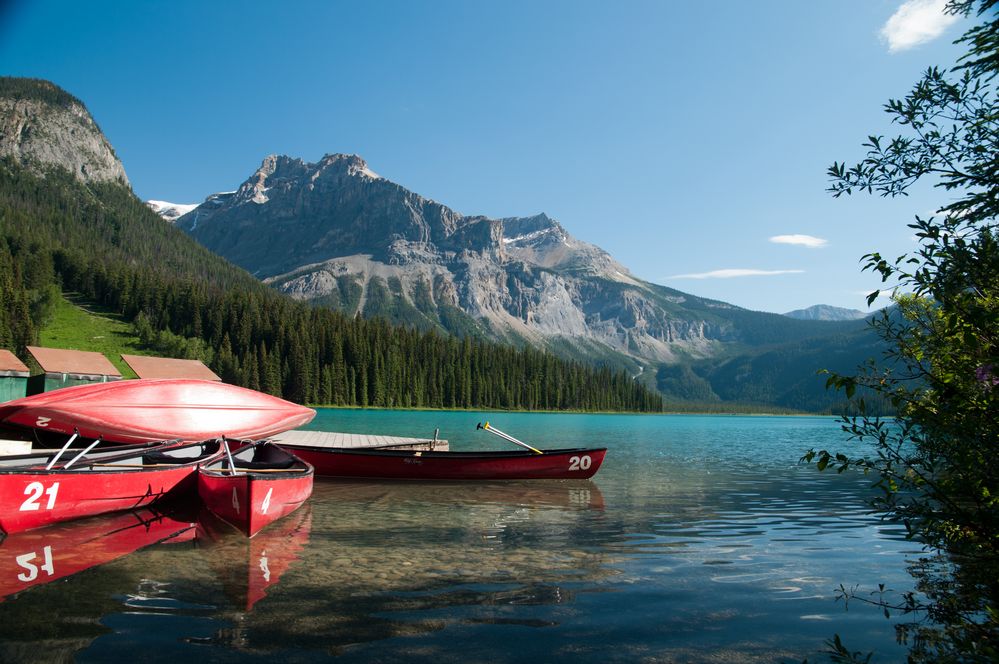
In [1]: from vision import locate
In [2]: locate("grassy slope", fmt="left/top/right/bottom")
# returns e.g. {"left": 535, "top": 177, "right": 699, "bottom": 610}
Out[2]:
{"left": 37, "top": 292, "right": 145, "bottom": 378}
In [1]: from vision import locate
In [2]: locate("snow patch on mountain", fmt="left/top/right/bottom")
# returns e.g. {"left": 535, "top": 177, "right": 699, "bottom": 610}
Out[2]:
{"left": 146, "top": 200, "right": 198, "bottom": 223}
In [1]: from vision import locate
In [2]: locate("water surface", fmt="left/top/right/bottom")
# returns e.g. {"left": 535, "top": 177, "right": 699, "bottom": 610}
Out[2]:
{"left": 0, "top": 411, "right": 919, "bottom": 662}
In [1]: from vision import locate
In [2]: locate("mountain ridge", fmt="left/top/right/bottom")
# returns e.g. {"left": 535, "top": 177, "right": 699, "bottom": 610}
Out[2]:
{"left": 784, "top": 304, "right": 869, "bottom": 321}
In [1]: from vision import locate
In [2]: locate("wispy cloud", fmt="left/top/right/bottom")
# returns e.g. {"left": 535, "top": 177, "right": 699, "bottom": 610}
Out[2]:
{"left": 881, "top": 0, "right": 958, "bottom": 52}
{"left": 769, "top": 234, "right": 828, "bottom": 249}
{"left": 667, "top": 269, "right": 805, "bottom": 280}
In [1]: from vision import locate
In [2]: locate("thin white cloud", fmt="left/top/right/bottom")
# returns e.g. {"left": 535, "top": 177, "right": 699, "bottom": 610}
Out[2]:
{"left": 881, "top": 0, "right": 958, "bottom": 52}
{"left": 770, "top": 234, "right": 828, "bottom": 249}
{"left": 667, "top": 269, "right": 805, "bottom": 280}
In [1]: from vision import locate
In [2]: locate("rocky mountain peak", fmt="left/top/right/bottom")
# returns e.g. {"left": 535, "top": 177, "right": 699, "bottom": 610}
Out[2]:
{"left": 0, "top": 77, "right": 129, "bottom": 186}
{"left": 232, "top": 154, "right": 308, "bottom": 205}
{"left": 317, "top": 153, "right": 380, "bottom": 179}
{"left": 176, "top": 154, "right": 503, "bottom": 276}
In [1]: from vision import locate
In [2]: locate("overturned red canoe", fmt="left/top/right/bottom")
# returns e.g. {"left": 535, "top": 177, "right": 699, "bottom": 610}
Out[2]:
{"left": 0, "top": 379, "right": 315, "bottom": 444}
{"left": 278, "top": 445, "right": 608, "bottom": 480}
{"left": 198, "top": 441, "right": 313, "bottom": 538}
{"left": 0, "top": 508, "right": 196, "bottom": 602}
{"left": 0, "top": 438, "right": 225, "bottom": 535}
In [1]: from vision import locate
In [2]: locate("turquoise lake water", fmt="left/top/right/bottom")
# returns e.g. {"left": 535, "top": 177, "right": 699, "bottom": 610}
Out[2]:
{"left": 0, "top": 411, "right": 921, "bottom": 662}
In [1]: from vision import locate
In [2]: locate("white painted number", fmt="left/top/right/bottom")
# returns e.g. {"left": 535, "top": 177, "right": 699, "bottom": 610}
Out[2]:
{"left": 260, "top": 487, "right": 273, "bottom": 515}
{"left": 16, "top": 546, "right": 55, "bottom": 582}
{"left": 232, "top": 487, "right": 240, "bottom": 514}
{"left": 568, "top": 455, "right": 592, "bottom": 471}
{"left": 34, "top": 416, "right": 50, "bottom": 428}
{"left": 258, "top": 552, "right": 271, "bottom": 582}
{"left": 20, "top": 482, "right": 60, "bottom": 511}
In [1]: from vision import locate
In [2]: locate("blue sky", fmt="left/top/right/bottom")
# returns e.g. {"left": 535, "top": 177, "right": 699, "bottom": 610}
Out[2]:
{"left": 0, "top": 1, "right": 970, "bottom": 313}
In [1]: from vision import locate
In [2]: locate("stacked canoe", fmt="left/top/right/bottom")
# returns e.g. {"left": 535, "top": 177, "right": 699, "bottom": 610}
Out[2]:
{"left": 0, "top": 379, "right": 316, "bottom": 538}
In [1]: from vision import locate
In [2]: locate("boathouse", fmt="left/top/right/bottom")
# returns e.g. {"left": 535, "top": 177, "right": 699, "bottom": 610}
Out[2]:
{"left": 25, "top": 346, "right": 123, "bottom": 395}
{"left": 0, "top": 350, "right": 30, "bottom": 402}
{"left": 120, "top": 354, "right": 221, "bottom": 381}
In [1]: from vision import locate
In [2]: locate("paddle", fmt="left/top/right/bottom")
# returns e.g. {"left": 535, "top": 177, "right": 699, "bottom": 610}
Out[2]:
{"left": 63, "top": 437, "right": 103, "bottom": 469}
{"left": 44, "top": 431, "right": 79, "bottom": 470}
{"left": 83, "top": 463, "right": 307, "bottom": 473}
{"left": 476, "top": 422, "right": 544, "bottom": 455}
{"left": 222, "top": 438, "right": 239, "bottom": 475}
{"left": 87, "top": 462, "right": 187, "bottom": 469}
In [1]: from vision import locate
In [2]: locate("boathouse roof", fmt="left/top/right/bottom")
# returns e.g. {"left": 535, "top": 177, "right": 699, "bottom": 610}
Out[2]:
{"left": 0, "top": 350, "right": 29, "bottom": 376}
{"left": 26, "top": 346, "right": 122, "bottom": 378}
{"left": 120, "top": 354, "right": 221, "bottom": 381}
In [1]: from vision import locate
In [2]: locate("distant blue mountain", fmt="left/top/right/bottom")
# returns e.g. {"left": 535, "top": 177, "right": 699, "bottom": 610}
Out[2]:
{"left": 783, "top": 304, "right": 869, "bottom": 321}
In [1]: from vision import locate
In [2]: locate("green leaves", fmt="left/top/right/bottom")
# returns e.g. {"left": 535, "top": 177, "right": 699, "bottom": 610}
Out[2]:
{"left": 817, "top": 3, "right": 999, "bottom": 658}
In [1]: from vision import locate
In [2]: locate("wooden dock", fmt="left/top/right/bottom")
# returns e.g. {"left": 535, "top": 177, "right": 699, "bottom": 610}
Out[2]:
{"left": 271, "top": 429, "right": 448, "bottom": 451}
{"left": 0, "top": 438, "right": 30, "bottom": 455}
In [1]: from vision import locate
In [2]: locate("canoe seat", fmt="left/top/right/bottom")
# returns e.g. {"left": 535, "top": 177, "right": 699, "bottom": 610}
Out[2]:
{"left": 235, "top": 458, "right": 296, "bottom": 470}
{"left": 143, "top": 451, "right": 180, "bottom": 465}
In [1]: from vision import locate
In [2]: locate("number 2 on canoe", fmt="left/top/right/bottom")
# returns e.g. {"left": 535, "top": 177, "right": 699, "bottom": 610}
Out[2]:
{"left": 568, "top": 455, "right": 592, "bottom": 471}
{"left": 20, "top": 482, "right": 60, "bottom": 511}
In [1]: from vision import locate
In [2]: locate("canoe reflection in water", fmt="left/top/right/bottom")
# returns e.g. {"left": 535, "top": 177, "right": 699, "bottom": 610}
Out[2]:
{"left": 313, "top": 477, "right": 605, "bottom": 511}
{"left": 0, "top": 508, "right": 196, "bottom": 602}
{"left": 195, "top": 504, "right": 312, "bottom": 611}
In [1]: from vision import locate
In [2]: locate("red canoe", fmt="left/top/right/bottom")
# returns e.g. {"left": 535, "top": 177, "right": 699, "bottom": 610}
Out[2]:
{"left": 278, "top": 445, "right": 608, "bottom": 480}
{"left": 0, "top": 439, "right": 225, "bottom": 535}
{"left": 198, "top": 441, "right": 314, "bottom": 538}
{"left": 0, "top": 508, "right": 196, "bottom": 602}
{"left": 0, "top": 379, "right": 315, "bottom": 444}
{"left": 196, "top": 504, "right": 312, "bottom": 610}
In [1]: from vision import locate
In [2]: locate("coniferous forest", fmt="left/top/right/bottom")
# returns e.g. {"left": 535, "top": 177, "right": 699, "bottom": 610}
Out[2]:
{"left": 0, "top": 158, "right": 663, "bottom": 412}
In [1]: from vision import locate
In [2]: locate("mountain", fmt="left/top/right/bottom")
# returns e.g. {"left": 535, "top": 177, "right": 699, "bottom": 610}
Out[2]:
{"left": 172, "top": 153, "right": 879, "bottom": 410}
{"left": 0, "top": 77, "right": 128, "bottom": 186}
{"left": 1, "top": 77, "right": 663, "bottom": 413}
{"left": 177, "top": 154, "right": 859, "bottom": 360}
{"left": 784, "top": 304, "right": 869, "bottom": 321}
{"left": 146, "top": 200, "right": 198, "bottom": 223}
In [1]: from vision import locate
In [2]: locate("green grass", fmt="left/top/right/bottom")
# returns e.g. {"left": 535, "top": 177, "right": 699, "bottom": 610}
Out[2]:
{"left": 38, "top": 292, "right": 145, "bottom": 378}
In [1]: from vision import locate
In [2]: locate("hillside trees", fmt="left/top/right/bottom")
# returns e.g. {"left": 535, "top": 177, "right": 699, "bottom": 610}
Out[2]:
{"left": 0, "top": 157, "right": 662, "bottom": 412}
{"left": 808, "top": 1, "right": 999, "bottom": 659}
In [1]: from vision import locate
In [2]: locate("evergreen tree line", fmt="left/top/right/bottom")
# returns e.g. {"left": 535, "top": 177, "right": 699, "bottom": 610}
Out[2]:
{"left": 0, "top": 159, "right": 663, "bottom": 412}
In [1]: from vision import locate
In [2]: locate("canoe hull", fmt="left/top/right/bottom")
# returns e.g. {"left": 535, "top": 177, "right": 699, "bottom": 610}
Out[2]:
{"left": 0, "top": 439, "right": 224, "bottom": 535}
{"left": 281, "top": 446, "right": 607, "bottom": 480}
{"left": 0, "top": 379, "right": 315, "bottom": 444}
{"left": 198, "top": 442, "right": 313, "bottom": 538}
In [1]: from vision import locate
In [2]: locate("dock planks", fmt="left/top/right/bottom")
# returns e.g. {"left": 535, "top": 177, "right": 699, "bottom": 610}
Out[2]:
{"left": 271, "top": 429, "right": 448, "bottom": 451}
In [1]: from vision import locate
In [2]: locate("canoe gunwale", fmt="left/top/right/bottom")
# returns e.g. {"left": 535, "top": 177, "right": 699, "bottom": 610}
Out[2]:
{"left": 281, "top": 445, "right": 608, "bottom": 480}
{"left": 281, "top": 446, "right": 607, "bottom": 459}
{"left": 0, "top": 439, "right": 223, "bottom": 475}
